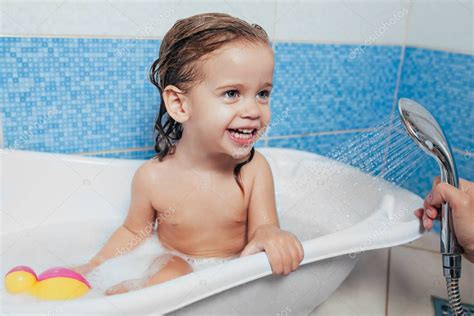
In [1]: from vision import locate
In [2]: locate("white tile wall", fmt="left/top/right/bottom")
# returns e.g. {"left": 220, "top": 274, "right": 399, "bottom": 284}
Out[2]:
{"left": 274, "top": 0, "right": 409, "bottom": 45}
{"left": 406, "top": 0, "right": 473, "bottom": 54}
{"left": 1, "top": 0, "right": 472, "bottom": 54}
{"left": 0, "top": 0, "right": 275, "bottom": 39}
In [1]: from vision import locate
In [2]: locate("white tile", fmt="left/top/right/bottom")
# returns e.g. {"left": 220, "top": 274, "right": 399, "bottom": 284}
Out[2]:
{"left": 218, "top": 0, "right": 276, "bottom": 40}
{"left": 0, "top": 0, "right": 276, "bottom": 39}
{"left": 274, "top": 0, "right": 409, "bottom": 45}
{"left": 0, "top": 0, "right": 137, "bottom": 37}
{"left": 388, "top": 246, "right": 474, "bottom": 315}
{"left": 99, "top": 0, "right": 262, "bottom": 39}
{"left": 310, "top": 248, "right": 389, "bottom": 315}
{"left": 407, "top": 0, "right": 473, "bottom": 54}
{"left": 0, "top": 0, "right": 64, "bottom": 35}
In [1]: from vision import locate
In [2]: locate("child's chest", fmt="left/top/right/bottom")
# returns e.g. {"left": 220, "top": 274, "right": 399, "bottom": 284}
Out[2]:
{"left": 151, "top": 169, "right": 252, "bottom": 230}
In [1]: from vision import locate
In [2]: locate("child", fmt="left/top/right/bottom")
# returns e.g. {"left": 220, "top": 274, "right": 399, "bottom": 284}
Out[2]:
{"left": 72, "top": 12, "right": 304, "bottom": 296}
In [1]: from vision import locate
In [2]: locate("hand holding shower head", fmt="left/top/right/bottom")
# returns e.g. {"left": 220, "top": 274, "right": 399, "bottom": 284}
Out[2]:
{"left": 398, "top": 98, "right": 464, "bottom": 315}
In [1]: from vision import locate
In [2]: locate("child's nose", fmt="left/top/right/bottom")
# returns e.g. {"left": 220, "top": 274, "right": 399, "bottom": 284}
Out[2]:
{"left": 240, "top": 99, "right": 261, "bottom": 119}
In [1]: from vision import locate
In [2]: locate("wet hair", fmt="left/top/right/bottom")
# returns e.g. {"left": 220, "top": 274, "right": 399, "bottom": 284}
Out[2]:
{"left": 149, "top": 13, "right": 271, "bottom": 194}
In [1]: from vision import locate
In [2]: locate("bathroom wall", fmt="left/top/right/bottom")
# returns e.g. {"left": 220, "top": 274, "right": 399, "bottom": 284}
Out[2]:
{"left": 1, "top": 0, "right": 472, "bottom": 199}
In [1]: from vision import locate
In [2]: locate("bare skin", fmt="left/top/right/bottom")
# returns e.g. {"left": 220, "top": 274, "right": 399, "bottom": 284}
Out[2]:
{"left": 70, "top": 41, "right": 304, "bottom": 295}
{"left": 414, "top": 176, "right": 474, "bottom": 263}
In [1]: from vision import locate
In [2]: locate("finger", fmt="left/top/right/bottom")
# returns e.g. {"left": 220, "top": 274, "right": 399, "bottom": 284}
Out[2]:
{"left": 287, "top": 242, "right": 301, "bottom": 272}
{"left": 414, "top": 208, "right": 423, "bottom": 218}
{"left": 432, "top": 176, "right": 441, "bottom": 190}
{"left": 430, "top": 182, "right": 468, "bottom": 211}
{"left": 423, "top": 200, "right": 439, "bottom": 219}
{"left": 422, "top": 212, "right": 433, "bottom": 230}
{"left": 287, "top": 233, "right": 304, "bottom": 264}
{"left": 280, "top": 243, "right": 293, "bottom": 275}
{"left": 425, "top": 176, "right": 442, "bottom": 207}
{"left": 266, "top": 242, "right": 284, "bottom": 275}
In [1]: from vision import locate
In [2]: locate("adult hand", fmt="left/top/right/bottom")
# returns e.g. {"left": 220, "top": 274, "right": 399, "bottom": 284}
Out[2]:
{"left": 414, "top": 177, "right": 474, "bottom": 263}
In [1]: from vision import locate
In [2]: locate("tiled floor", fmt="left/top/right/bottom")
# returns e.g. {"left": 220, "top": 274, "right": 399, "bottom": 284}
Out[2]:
{"left": 310, "top": 232, "right": 474, "bottom": 315}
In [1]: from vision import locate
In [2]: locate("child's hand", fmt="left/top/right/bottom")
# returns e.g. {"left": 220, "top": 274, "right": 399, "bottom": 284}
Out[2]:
{"left": 240, "top": 224, "right": 304, "bottom": 275}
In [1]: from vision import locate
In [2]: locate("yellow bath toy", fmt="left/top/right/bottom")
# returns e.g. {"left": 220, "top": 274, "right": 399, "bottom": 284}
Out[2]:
{"left": 5, "top": 265, "right": 91, "bottom": 300}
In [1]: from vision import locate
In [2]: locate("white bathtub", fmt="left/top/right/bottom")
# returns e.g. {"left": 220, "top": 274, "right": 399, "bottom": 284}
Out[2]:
{"left": 1, "top": 147, "right": 424, "bottom": 315}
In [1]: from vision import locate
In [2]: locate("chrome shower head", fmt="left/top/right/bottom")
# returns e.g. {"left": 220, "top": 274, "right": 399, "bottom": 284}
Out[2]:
{"left": 398, "top": 98, "right": 463, "bottom": 276}
{"left": 398, "top": 98, "right": 465, "bottom": 314}
{"left": 398, "top": 98, "right": 459, "bottom": 189}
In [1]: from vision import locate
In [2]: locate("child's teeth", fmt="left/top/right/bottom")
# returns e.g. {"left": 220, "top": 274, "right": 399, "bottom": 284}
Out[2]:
{"left": 230, "top": 130, "right": 253, "bottom": 139}
{"left": 239, "top": 129, "right": 253, "bottom": 133}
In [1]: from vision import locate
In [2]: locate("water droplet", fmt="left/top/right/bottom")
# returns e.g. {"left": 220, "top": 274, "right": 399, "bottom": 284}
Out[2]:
{"left": 425, "top": 140, "right": 433, "bottom": 150}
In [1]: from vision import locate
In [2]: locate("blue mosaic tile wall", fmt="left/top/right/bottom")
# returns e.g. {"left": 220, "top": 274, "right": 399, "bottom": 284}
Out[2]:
{"left": 1, "top": 37, "right": 160, "bottom": 153}
{"left": 398, "top": 47, "right": 473, "bottom": 151}
{"left": 271, "top": 43, "right": 400, "bottom": 136}
{"left": 397, "top": 47, "right": 474, "bottom": 197}
{"left": 1, "top": 37, "right": 472, "bottom": 201}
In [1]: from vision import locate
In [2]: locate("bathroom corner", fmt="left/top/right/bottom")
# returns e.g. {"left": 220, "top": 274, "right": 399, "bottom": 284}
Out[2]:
{"left": 1, "top": 0, "right": 473, "bottom": 315}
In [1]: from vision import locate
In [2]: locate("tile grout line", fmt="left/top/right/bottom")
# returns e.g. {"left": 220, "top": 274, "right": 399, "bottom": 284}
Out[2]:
{"left": 72, "top": 146, "right": 155, "bottom": 156}
{"left": 453, "top": 147, "right": 473, "bottom": 157}
{"left": 265, "top": 127, "right": 378, "bottom": 139}
{"left": 385, "top": 247, "right": 392, "bottom": 316}
{"left": 381, "top": 39, "right": 406, "bottom": 178}
{"left": 70, "top": 128, "right": 375, "bottom": 156}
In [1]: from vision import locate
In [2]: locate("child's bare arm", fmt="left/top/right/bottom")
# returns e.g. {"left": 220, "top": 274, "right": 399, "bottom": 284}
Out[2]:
{"left": 88, "top": 162, "right": 157, "bottom": 267}
{"left": 245, "top": 151, "right": 279, "bottom": 239}
{"left": 240, "top": 151, "right": 304, "bottom": 275}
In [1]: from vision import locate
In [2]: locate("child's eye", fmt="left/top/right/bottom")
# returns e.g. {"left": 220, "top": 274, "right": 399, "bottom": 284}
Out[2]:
{"left": 257, "top": 90, "right": 271, "bottom": 99}
{"left": 224, "top": 90, "right": 240, "bottom": 99}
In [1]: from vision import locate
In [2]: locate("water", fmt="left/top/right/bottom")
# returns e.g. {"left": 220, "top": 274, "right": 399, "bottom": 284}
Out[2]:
{"left": 327, "top": 117, "right": 429, "bottom": 188}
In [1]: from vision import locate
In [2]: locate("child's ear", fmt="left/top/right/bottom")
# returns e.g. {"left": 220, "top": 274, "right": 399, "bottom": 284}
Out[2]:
{"left": 162, "top": 85, "right": 191, "bottom": 123}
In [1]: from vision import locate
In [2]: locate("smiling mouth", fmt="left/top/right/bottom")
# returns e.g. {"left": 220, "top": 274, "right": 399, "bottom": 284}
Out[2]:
{"left": 227, "top": 128, "right": 258, "bottom": 140}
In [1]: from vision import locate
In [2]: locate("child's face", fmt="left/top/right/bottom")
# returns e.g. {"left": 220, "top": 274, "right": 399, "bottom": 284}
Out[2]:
{"left": 185, "top": 41, "right": 274, "bottom": 159}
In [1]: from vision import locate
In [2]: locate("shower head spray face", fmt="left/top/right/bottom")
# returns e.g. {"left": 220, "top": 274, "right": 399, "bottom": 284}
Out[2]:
{"left": 398, "top": 98, "right": 458, "bottom": 187}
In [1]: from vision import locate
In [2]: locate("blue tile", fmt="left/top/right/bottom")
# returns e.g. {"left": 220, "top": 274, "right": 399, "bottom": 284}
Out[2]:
{"left": 86, "top": 140, "right": 266, "bottom": 160}
{"left": 87, "top": 149, "right": 157, "bottom": 160}
{"left": 456, "top": 150, "right": 474, "bottom": 182}
{"left": 398, "top": 47, "right": 474, "bottom": 152}
{"left": 268, "top": 132, "right": 359, "bottom": 157}
{"left": 393, "top": 150, "right": 473, "bottom": 198}
{"left": 270, "top": 43, "right": 400, "bottom": 136}
{"left": 1, "top": 37, "right": 161, "bottom": 153}
{"left": 1, "top": 34, "right": 471, "bottom": 188}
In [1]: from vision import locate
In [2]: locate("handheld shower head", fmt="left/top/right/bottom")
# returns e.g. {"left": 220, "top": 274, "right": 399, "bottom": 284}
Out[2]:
{"left": 398, "top": 98, "right": 459, "bottom": 191}
{"left": 398, "top": 98, "right": 465, "bottom": 314}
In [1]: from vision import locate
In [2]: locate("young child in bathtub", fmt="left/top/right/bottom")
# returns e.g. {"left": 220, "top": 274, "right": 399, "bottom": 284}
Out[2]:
{"left": 71, "top": 12, "right": 304, "bottom": 296}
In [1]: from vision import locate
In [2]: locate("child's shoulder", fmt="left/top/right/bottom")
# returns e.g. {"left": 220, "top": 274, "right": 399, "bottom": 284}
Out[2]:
{"left": 132, "top": 156, "right": 167, "bottom": 187}
{"left": 243, "top": 149, "right": 272, "bottom": 175}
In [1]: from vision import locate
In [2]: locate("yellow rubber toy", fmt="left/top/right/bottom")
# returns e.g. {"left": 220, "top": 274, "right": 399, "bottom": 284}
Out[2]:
{"left": 5, "top": 265, "right": 91, "bottom": 300}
